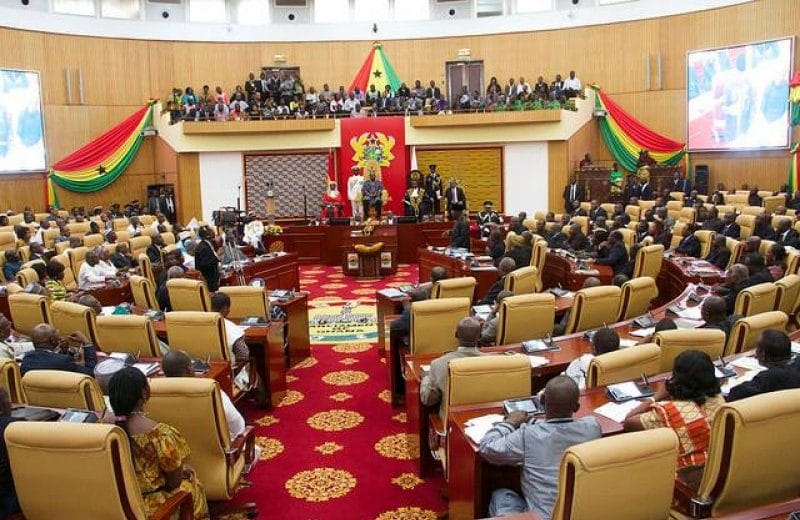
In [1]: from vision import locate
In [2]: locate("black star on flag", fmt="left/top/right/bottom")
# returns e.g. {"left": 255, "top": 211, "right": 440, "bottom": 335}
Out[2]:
{"left": 97, "top": 165, "right": 107, "bottom": 176}
{"left": 373, "top": 70, "right": 382, "bottom": 78}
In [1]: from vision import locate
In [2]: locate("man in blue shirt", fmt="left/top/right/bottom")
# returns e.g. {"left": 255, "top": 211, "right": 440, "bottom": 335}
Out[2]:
{"left": 20, "top": 324, "right": 98, "bottom": 376}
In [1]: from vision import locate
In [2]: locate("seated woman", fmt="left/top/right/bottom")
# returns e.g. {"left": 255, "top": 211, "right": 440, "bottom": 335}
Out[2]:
{"left": 623, "top": 350, "right": 724, "bottom": 472}
{"left": 107, "top": 367, "right": 209, "bottom": 519}
{"left": 486, "top": 228, "right": 505, "bottom": 267}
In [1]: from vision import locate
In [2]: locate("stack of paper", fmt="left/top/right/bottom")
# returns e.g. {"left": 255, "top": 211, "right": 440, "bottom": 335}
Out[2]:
{"left": 378, "top": 288, "right": 406, "bottom": 298}
{"left": 729, "top": 356, "right": 765, "bottom": 371}
{"left": 472, "top": 305, "right": 492, "bottom": 320}
{"left": 791, "top": 342, "right": 800, "bottom": 354}
{"left": 619, "top": 339, "right": 639, "bottom": 348}
{"left": 594, "top": 400, "right": 640, "bottom": 423}
{"left": 528, "top": 356, "right": 548, "bottom": 368}
{"left": 133, "top": 362, "right": 160, "bottom": 376}
{"left": 607, "top": 381, "right": 643, "bottom": 399}
{"left": 722, "top": 369, "right": 764, "bottom": 394}
{"left": 675, "top": 306, "right": 703, "bottom": 320}
{"left": 674, "top": 318, "right": 704, "bottom": 329}
{"left": 630, "top": 327, "right": 655, "bottom": 338}
{"left": 464, "top": 414, "right": 505, "bottom": 444}
{"left": 101, "top": 306, "right": 117, "bottom": 316}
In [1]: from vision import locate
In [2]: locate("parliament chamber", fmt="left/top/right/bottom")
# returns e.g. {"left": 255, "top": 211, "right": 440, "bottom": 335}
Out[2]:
{"left": 1, "top": 0, "right": 800, "bottom": 519}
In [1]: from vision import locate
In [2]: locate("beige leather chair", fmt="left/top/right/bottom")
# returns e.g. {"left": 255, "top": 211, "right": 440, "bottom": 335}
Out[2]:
{"left": 653, "top": 329, "right": 726, "bottom": 372}
{"left": 15, "top": 267, "right": 38, "bottom": 287}
{"left": 675, "top": 390, "right": 800, "bottom": 518}
{"left": 112, "top": 217, "right": 129, "bottom": 231}
{"left": 638, "top": 200, "right": 656, "bottom": 212}
{"left": 116, "top": 230, "right": 131, "bottom": 245}
{"left": 670, "top": 222, "right": 687, "bottom": 249}
{"left": 218, "top": 286, "right": 270, "bottom": 319}
{"left": 633, "top": 244, "right": 664, "bottom": 279}
{"left": 503, "top": 266, "right": 539, "bottom": 295}
{"left": 715, "top": 205, "right": 736, "bottom": 217}
{"left": 495, "top": 293, "right": 555, "bottom": 344}
{"left": 0, "top": 358, "right": 25, "bottom": 404}
{"left": 49, "top": 253, "right": 76, "bottom": 291}
{"left": 788, "top": 250, "right": 800, "bottom": 276}
{"left": 564, "top": 286, "right": 621, "bottom": 335}
{"left": 146, "top": 378, "right": 256, "bottom": 507}
{"left": 165, "top": 311, "right": 230, "bottom": 361}
{"left": 50, "top": 300, "right": 100, "bottom": 346}
{"left": 33, "top": 212, "right": 49, "bottom": 223}
{"left": 167, "top": 278, "right": 211, "bottom": 312}
{"left": 21, "top": 370, "right": 105, "bottom": 413}
{"left": 762, "top": 194, "right": 785, "bottom": 215}
{"left": 410, "top": 298, "right": 471, "bottom": 355}
{"left": 160, "top": 232, "right": 176, "bottom": 246}
{"left": 740, "top": 205, "right": 766, "bottom": 217}
{"left": 17, "top": 245, "right": 30, "bottom": 262}
{"left": 616, "top": 228, "right": 636, "bottom": 252}
{"left": 726, "top": 311, "right": 788, "bottom": 355}
{"left": 758, "top": 239, "right": 776, "bottom": 258}
{"left": 67, "top": 246, "right": 88, "bottom": 279}
{"left": 586, "top": 343, "right": 661, "bottom": 387}
{"left": 666, "top": 200, "right": 683, "bottom": 221}
{"left": 669, "top": 191, "right": 686, "bottom": 203}
{"left": 570, "top": 216, "right": 590, "bottom": 236}
{"left": 42, "top": 228, "right": 60, "bottom": 249}
{"left": 625, "top": 205, "right": 641, "bottom": 222}
{"left": 617, "top": 276, "right": 658, "bottom": 321}
{"left": 96, "top": 314, "right": 161, "bottom": 357}
{"left": 139, "top": 215, "right": 155, "bottom": 226}
{"left": 66, "top": 221, "right": 90, "bottom": 238}
{"left": 772, "top": 215, "right": 793, "bottom": 231}
{"left": 734, "top": 282, "right": 778, "bottom": 317}
{"left": 6, "top": 214, "right": 23, "bottom": 226}
{"left": 551, "top": 428, "right": 678, "bottom": 520}
{"left": 130, "top": 274, "right": 160, "bottom": 311}
{"left": 694, "top": 230, "right": 716, "bottom": 259}
{"left": 775, "top": 274, "right": 800, "bottom": 318}
{"left": 81, "top": 234, "right": 103, "bottom": 249}
{"left": 724, "top": 237, "right": 743, "bottom": 269}
{"left": 735, "top": 214, "right": 756, "bottom": 240}
{"left": 130, "top": 236, "right": 152, "bottom": 260}
{"left": 6, "top": 422, "right": 193, "bottom": 520}
{"left": 432, "top": 277, "right": 477, "bottom": 301}
{"left": 54, "top": 241, "right": 71, "bottom": 255}
{"left": 8, "top": 293, "right": 51, "bottom": 336}
{"left": 138, "top": 253, "right": 156, "bottom": 286}
{"left": 678, "top": 207, "right": 696, "bottom": 224}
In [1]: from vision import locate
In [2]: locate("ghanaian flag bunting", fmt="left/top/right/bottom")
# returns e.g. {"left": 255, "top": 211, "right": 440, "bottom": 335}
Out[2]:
{"left": 789, "top": 143, "right": 799, "bottom": 193}
{"left": 348, "top": 42, "right": 402, "bottom": 94}
{"left": 790, "top": 70, "right": 800, "bottom": 126}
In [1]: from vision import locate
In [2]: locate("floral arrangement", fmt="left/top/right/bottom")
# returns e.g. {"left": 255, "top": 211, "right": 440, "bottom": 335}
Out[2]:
{"left": 264, "top": 224, "right": 283, "bottom": 236}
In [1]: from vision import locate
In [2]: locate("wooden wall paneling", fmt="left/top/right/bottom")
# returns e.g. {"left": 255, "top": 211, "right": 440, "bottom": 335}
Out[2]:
{"left": 0, "top": 174, "right": 46, "bottom": 212}
{"left": 147, "top": 40, "right": 177, "bottom": 106}
{"left": 547, "top": 141, "right": 569, "bottom": 212}
{"left": 567, "top": 120, "right": 603, "bottom": 173}
{"left": 154, "top": 136, "right": 178, "bottom": 179}
{"left": 416, "top": 148, "right": 503, "bottom": 212}
{"left": 176, "top": 153, "right": 202, "bottom": 224}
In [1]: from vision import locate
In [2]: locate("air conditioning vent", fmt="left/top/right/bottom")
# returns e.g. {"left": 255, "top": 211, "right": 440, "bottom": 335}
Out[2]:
{"left": 275, "top": 0, "right": 306, "bottom": 6}
{"left": 148, "top": 0, "right": 182, "bottom": 5}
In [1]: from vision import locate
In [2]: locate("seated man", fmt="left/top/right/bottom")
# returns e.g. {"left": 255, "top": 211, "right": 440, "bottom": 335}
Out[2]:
{"left": 389, "top": 287, "right": 428, "bottom": 341}
{"left": 566, "top": 223, "right": 589, "bottom": 252}
{"left": 480, "top": 290, "right": 514, "bottom": 345}
{"left": 420, "top": 317, "right": 483, "bottom": 420}
{"left": 593, "top": 230, "right": 628, "bottom": 274}
{"left": 700, "top": 296, "right": 735, "bottom": 339}
{"left": 553, "top": 277, "right": 601, "bottom": 336}
{"left": 110, "top": 242, "right": 135, "bottom": 270}
{"left": 720, "top": 213, "right": 741, "bottom": 239}
{"left": 210, "top": 292, "right": 249, "bottom": 362}
{"left": 674, "top": 224, "right": 701, "bottom": 257}
{"left": 726, "top": 330, "right": 800, "bottom": 402}
{"left": 705, "top": 235, "right": 731, "bottom": 270}
{"left": 77, "top": 294, "right": 103, "bottom": 315}
{"left": 741, "top": 253, "right": 773, "bottom": 288}
{"left": 78, "top": 250, "right": 115, "bottom": 289}
{"left": 546, "top": 225, "right": 567, "bottom": 250}
{"left": 20, "top": 324, "right": 98, "bottom": 376}
{"left": 96, "top": 247, "right": 118, "bottom": 277}
{"left": 563, "top": 327, "right": 619, "bottom": 389}
{"left": 480, "top": 376, "right": 602, "bottom": 518}
{"left": 478, "top": 257, "right": 516, "bottom": 306}
{"left": 712, "top": 263, "right": 749, "bottom": 315}
{"left": 2, "top": 250, "right": 21, "bottom": 282}
{"left": 775, "top": 218, "right": 798, "bottom": 248}
{"left": 504, "top": 234, "right": 531, "bottom": 269}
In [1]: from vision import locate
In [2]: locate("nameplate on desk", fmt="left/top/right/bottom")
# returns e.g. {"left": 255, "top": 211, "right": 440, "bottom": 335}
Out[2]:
{"left": 522, "top": 339, "right": 559, "bottom": 354}
{"left": 606, "top": 381, "right": 653, "bottom": 403}
{"left": 378, "top": 288, "right": 407, "bottom": 299}
{"left": 503, "top": 396, "right": 544, "bottom": 416}
{"left": 594, "top": 400, "right": 640, "bottom": 423}
{"left": 133, "top": 362, "right": 160, "bottom": 376}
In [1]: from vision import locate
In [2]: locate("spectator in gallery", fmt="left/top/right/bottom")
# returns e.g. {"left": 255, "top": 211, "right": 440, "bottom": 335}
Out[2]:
{"left": 305, "top": 86, "right": 320, "bottom": 106}
{"left": 319, "top": 84, "right": 334, "bottom": 104}
{"left": 563, "top": 70, "right": 582, "bottom": 97}
{"left": 199, "top": 85, "right": 213, "bottom": 105}
{"left": 181, "top": 87, "right": 198, "bottom": 119}
{"left": 166, "top": 101, "right": 182, "bottom": 125}
{"left": 486, "top": 76, "right": 502, "bottom": 96}
{"left": 459, "top": 86, "right": 471, "bottom": 110}
{"left": 550, "top": 74, "right": 565, "bottom": 100}
{"left": 214, "top": 85, "right": 229, "bottom": 106}
{"left": 343, "top": 92, "right": 358, "bottom": 113}
{"left": 534, "top": 76, "right": 549, "bottom": 99}
{"left": 330, "top": 93, "right": 345, "bottom": 113}
{"left": 413, "top": 79, "right": 425, "bottom": 99}
{"left": 425, "top": 80, "right": 441, "bottom": 104}
{"left": 397, "top": 82, "right": 411, "bottom": 98}
{"left": 214, "top": 102, "right": 230, "bottom": 122}
{"left": 516, "top": 76, "right": 532, "bottom": 96}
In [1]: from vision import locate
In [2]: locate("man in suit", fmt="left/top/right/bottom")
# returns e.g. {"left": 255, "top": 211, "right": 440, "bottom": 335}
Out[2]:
{"left": 587, "top": 200, "right": 606, "bottom": 222}
{"left": 20, "top": 324, "right": 98, "bottom": 376}
{"left": 726, "top": 330, "right": 800, "bottom": 402}
{"left": 712, "top": 263, "right": 748, "bottom": 315}
{"left": 447, "top": 211, "right": 470, "bottom": 249}
{"left": 706, "top": 235, "right": 731, "bottom": 269}
{"left": 775, "top": 219, "right": 798, "bottom": 248}
{"left": 611, "top": 203, "right": 630, "bottom": 226}
{"left": 741, "top": 253, "right": 774, "bottom": 288}
{"left": 445, "top": 180, "right": 467, "bottom": 215}
{"left": 672, "top": 172, "right": 692, "bottom": 197}
{"left": 569, "top": 200, "right": 587, "bottom": 218}
{"left": 195, "top": 225, "right": 221, "bottom": 291}
{"left": 721, "top": 212, "right": 741, "bottom": 239}
{"left": 424, "top": 165, "right": 443, "bottom": 215}
{"left": 699, "top": 296, "right": 735, "bottom": 340}
{"left": 566, "top": 223, "right": 589, "bottom": 252}
{"left": 479, "top": 257, "right": 516, "bottom": 305}
{"left": 639, "top": 179, "right": 654, "bottom": 200}
{"left": 702, "top": 207, "right": 724, "bottom": 233}
{"left": 593, "top": 230, "right": 628, "bottom": 274}
{"left": 562, "top": 176, "right": 584, "bottom": 214}
{"left": 752, "top": 214, "right": 776, "bottom": 241}
{"left": 624, "top": 177, "right": 642, "bottom": 202}
{"left": 546, "top": 224, "right": 568, "bottom": 250}
{"left": 675, "top": 224, "right": 701, "bottom": 258}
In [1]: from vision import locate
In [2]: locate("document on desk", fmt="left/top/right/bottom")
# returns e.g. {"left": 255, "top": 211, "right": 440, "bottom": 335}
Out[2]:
{"left": 630, "top": 327, "right": 655, "bottom": 338}
{"left": 378, "top": 288, "right": 407, "bottom": 298}
{"left": 101, "top": 306, "right": 117, "bottom": 316}
{"left": 619, "top": 339, "right": 639, "bottom": 348}
{"left": 675, "top": 307, "right": 703, "bottom": 320}
{"left": 607, "top": 381, "right": 643, "bottom": 399}
{"left": 528, "top": 355, "right": 548, "bottom": 368}
{"left": 729, "top": 356, "right": 765, "bottom": 372}
{"left": 594, "top": 400, "right": 641, "bottom": 423}
{"left": 674, "top": 318, "right": 704, "bottom": 329}
{"left": 464, "top": 414, "right": 505, "bottom": 444}
{"left": 722, "top": 369, "right": 764, "bottom": 395}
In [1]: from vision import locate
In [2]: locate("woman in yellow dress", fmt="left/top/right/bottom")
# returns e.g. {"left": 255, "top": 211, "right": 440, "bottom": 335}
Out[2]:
{"left": 108, "top": 367, "right": 210, "bottom": 519}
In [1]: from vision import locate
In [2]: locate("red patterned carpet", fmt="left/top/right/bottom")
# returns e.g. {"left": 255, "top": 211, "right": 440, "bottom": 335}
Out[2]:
{"left": 236, "top": 264, "right": 447, "bottom": 520}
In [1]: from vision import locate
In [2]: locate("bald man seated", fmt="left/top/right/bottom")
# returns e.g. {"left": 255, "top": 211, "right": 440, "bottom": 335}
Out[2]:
{"left": 420, "top": 317, "right": 483, "bottom": 421}
{"left": 480, "top": 376, "right": 601, "bottom": 518}
{"left": 20, "top": 324, "right": 98, "bottom": 376}
{"left": 700, "top": 296, "right": 736, "bottom": 339}
{"left": 478, "top": 257, "right": 516, "bottom": 306}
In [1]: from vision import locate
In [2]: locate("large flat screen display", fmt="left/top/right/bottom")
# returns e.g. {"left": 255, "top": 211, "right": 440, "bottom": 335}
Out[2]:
{"left": 687, "top": 37, "right": 793, "bottom": 152}
{"left": 0, "top": 69, "right": 46, "bottom": 173}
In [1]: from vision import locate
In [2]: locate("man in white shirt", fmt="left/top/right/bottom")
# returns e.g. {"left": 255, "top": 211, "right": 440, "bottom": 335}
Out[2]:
{"left": 78, "top": 250, "right": 114, "bottom": 289}
{"left": 96, "top": 247, "right": 118, "bottom": 277}
{"left": 211, "top": 292, "right": 249, "bottom": 362}
{"left": 562, "top": 327, "right": 619, "bottom": 390}
{"left": 127, "top": 216, "right": 143, "bottom": 237}
{"left": 214, "top": 102, "right": 230, "bottom": 121}
{"left": 343, "top": 93, "right": 358, "bottom": 112}
{"left": 516, "top": 77, "right": 532, "bottom": 96}
{"left": 563, "top": 70, "right": 582, "bottom": 98}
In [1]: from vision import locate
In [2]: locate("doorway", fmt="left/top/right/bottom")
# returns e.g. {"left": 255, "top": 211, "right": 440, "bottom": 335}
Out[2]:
{"left": 445, "top": 61, "right": 484, "bottom": 108}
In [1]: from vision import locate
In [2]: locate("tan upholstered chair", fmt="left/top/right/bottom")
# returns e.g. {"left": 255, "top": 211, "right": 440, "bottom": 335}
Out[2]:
{"left": 5, "top": 422, "right": 193, "bottom": 520}
{"left": 678, "top": 207, "right": 696, "bottom": 224}
{"left": 772, "top": 215, "right": 793, "bottom": 231}
{"left": 638, "top": 200, "right": 656, "bottom": 213}
{"left": 666, "top": 200, "right": 683, "bottom": 220}
{"left": 15, "top": 267, "right": 38, "bottom": 287}
{"left": 167, "top": 278, "right": 211, "bottom": 312}
{"left": 617, "top": 276, "right": 659, "bottom": 320}
{"left": 0, "top": 358, "right": 25, "bottom": 404}
{"left": 112, "top": 217, "right": 129, "bottom": 231}
{"left": 735, "top": 214, "right": 756, "bottom": 240}
{"left": 694, "top": 230, "right": 716, "bottom": 259}
{"left": 66, "top": 221, "right": 90, "bottom": 238}
{"left": 81, "top": 234, "right": 103, "bottom": 249}
{"left": 740, "top": 205, "right": 766, "bottom": 217}
{"left": 570, "top": 216, "right": 590, "bottom": 236}
{"left": 669, "top": 191, "right": 686, "bottom": 203}
{"left": 50, "top": 300, "right": 100, "bottom": 346}
{"left": 734, "top": 282, "right": 778, "bottom": 317}
{"left": 116, "top": 230, "right": 131, "bottom": 245}
{"left": 160, "top": 232, "right": 176, "bottom": 246}
{"left": 670, "top": 223, "right": 687, "bottom": 250}
{"left": 139, "top": 215, "right": 155, "bottom": 226}
{"left": 8, "top": 293, "right": 51, "bottom": 336}
{"left": 96, "top": 314, "right": 161, "bottom": 357}
{"left": 763, "top": 195, "right": 786, "bottom": 215}
{"left": 495, "top": 293, "right": 555, "bottom": 344}
{"left": 586, "top": 343, "right": 661, "bottom": 387}
{"left": 51, "top": 253, "right": 77, "bottom": 290}
{"left": 130, "top": 274, "right": 160, "bottom": 311}
{"left": 410, "top": 298, "right": 471, "bottom": 355}
{"left": 165, "top": 311, "right": 230, "bottom": 361}
{"left": 675, "top": 390, "right": 800, "bottom": 518}
{"left": 138, "top": 253, "right": 156, "bottom": 286}
{"left": 724, "top": 237, "right": 743, "bottom": 269}
{"left": 522, "top": 218, "right": 538, "bottom": 231}
{"left": 625, "top": 205, "right": 641, "bottom": 222}
{"left": 54, "top": 241, "right": 71, "bottom": 255}
{"left": 633, "top": 244, "right": 664, "bottom": 279}
{"left": 218, "top": 286, "right": 270, "bottom": 319}
{"left": 146, "top": 378, "right": 256, "bottom": 508}
{"left": 6, "top": 214, "right": 23, "bottom": 226}
{"left": 726, "top": 311, "right": 788, "bottom": 355}
{"left": 788, "top": 250, "right": 800, "bottom": 276}
{"left": 551, "top": 429, "right": 678, "bottom": 520}
{"left": 564, "top": 286, "right": 621, "bottom": 335}
{"left": 654, "top": 329, "right": 726, "bottom": 372}
{"left": 775, "top": 274, "right": 800, "bottom": 319}
{"left": 130, "top": 236, "right": 151, "bottom": 260}
{"left": 715, "top": 205, "right": 736, "bottom": 217}
{"left": 758, "top": 239, "right": 776, "bottom": 258}
{"left": 21, "top": 370, "right": 105, "bottom": 413}
{"left": 42, "top": 228, "right": 60, "bottom": 249}
{"left": 503, "top": 266, "right": 539, "bottom": 295}
{"left": 67, "top": 246, "right": 88, "bottom": 279}
{"left": 432, "top": 277, "right": 477, "bottom": 301}
{"left": 16, "top": 245, "right": 30, "bottom": 262}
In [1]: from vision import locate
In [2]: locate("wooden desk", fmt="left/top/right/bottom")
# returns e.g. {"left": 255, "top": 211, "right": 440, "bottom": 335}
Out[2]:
{"left": 273, "top": 293, "right": 311, "bottom": 367}
{"left": 418, "top": 248, "right": 499, "bottom": 303}
{"left": 540, "top": 252, "right": 614, "bottom": 291}
{"left": 77, "top": 280, "right": 132, "bottom": 307}
{"left": 220, "top": 252, "right": 300, "bottom": 291}
{"left": 376, "top": 291, "right": 408, "bottom": 355}
{"left": 341, "top": 227, "right": 399, "bottom": 277}
{"left": 658, "top": 256, "right": 725, "bottom": 304}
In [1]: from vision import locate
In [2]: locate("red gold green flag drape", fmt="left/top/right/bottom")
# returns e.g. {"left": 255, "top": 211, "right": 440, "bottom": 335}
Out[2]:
{"left": 348, "top": 42, "right": 402, "bottom": 94}
{"left": 790, "top": 71, "right": 800, "bottom": 126}
{"left": 47, "top": 101, "right": 154, "bottom": 208}
{"left": 789, "top": 143, "right": 799, "bottom": 192}
{"left": 591, "top": 85, "right": 687, "bottom": 175}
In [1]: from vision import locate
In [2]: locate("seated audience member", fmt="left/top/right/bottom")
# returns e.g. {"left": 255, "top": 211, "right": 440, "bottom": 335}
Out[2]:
{"left": 624, "top": 350, "right": 723, "bottom": 469}
{"left": 752, "top": 214, "right": 776, "bottom": 240}
{"left": 480, "top": 290, "right": 514, "bottom": 344}
{"left": 78, "top": 250, "right": 114, "bottom": 289}
{"left": 182, "top": 240, "right": 197, "bottom": 270}
{"left": 611, "top": 203, "right": 630, "bottom": 226}
{"left": 742, "top": 253, "right": 774, "bottom": 287}
{"left": 702, "top": 207, "right": 724, "bottom": 233}
{"left": 389, "top": 287, "right": 428, "bottom": 340}
{"left": 77, "top": 294, "right": 103, "bottom": 316}
{"left": 748, "top": 188, "right": 762, "bottom": 208}
{"left": 726, "top": 330, "right": 800, "bottom": 402}
{"left": 210, "top": 292, "right": 249, "bottom": 362}
{"left": 480, "top": 376, "right": 601, "bottom": 518}
{"left": 146, "top": 234, "right": 165, "bottom": 265}
{"left": 546, "top": 224, "right": 567, "bottom": 250}
{"left": 674, "top": 224, "right": 701, "bottom": 257}
{"left": 775, "top": 218, "right": 798, "bottom": 248}
{"left": 654, "top": 318, "right": 677, "bottom": 334}
{"left": 705, "top": 235, "right": 731, "bottom": 270}
{"left": 107, "top": 367, "right": 209, "bottom": 519}
{"left": 97, "top": 247, "right": 118, "bottom": 276}
{"left": 634, "top": 220, "right": 649, "bottom": 243}
{"left": 127, "top": 216, "right": 144, "bottom": 237}
{"left": 743, "top": 236, "right": 761, "bottom": 257}
{"left": 700, "top": 296, "right": 735, "bottom": 339}
{"left": 720, "top": 212, "right": 741, "bottom": 239}
{"left": 508, "top": 216, "right": 526, "bottom": 235}
{"left": 566, "top": 223, "right": 589, "bottom": 252}
{"left": 553, "top": 277, "right": 601, "bottom": 335}
{"left": 593, "top": 230, "right": 628, "bottom": 274}
{"left": 587, "top": 200, "right": 606, "bottom": 221}
{"left": 157, "top": 266, "right": 185, "bottom": 313}
{"left": 713, "top": 263, "right": 748, "bottom": 315}
{"left": 2, "top": 250, "right": 21, "bottom": 282}
{"left": 21, "top": 324, "right": 97, "bottom": 376}
{"left": 0, "top": 317, "right": 13, "bottom": 360}
{"left": 650, "top": 220, "right": 671, "bottom": 248}
{"left": 420, "top": 317, "right": 484, "bottom": 420}
{"left": 564, "top": 327, "right": 619, "bottom": 390}
{"left": 612, "top": 274, "right": 629, "bottom": 287}
{"left": 110, "top": 242, "right": 135, "bottom": 269}
{"left": 44, "top": 260, "right": 68, "bottom": 302}
{"left": 14, "top": 225, "right": 31, "bottom": 246}
{"left": 767, "top": 243, "right": 787, "bottom": 279}
{"left": 569, "top": 200, "right": 586, "bottom": 218}
{"left": 0, "top": 388, "right": 21, "bottom": 518}
{"left": 417, "top": 266, "right": 449, "bottom": 298}
{"left": 486, "top": 228, "right": 506, "bottom": 267}
{"left": 504, "top": 234, "right": 531, "bottom": 269}
{"left": 479, "top": 257, "right": 516, "bottom": 306}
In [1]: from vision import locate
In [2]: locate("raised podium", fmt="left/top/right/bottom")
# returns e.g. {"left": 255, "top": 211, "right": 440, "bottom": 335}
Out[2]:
{"left": 575, "top": 165, "right": 680, "bottom": 202}
{"left": 342, "top": 225, "right": 398, "bottom": 278}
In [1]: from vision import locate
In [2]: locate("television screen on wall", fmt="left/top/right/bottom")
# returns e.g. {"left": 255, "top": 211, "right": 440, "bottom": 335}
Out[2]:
{"left": 0, "top": 69, "right": 46, "bottom": 173}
